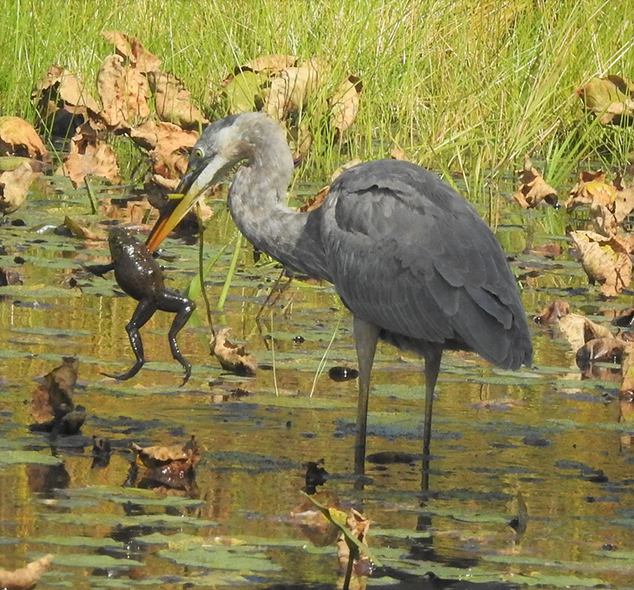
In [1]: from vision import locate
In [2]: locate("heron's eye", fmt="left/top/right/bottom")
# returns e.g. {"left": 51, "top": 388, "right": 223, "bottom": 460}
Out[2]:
{"left": 193, "top": 148, "right": 204, "bottom": 159}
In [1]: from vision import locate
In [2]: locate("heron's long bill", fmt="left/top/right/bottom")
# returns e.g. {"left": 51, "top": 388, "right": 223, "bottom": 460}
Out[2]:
{"left": 145, "top": 154, "right": 229, "bottom": 252}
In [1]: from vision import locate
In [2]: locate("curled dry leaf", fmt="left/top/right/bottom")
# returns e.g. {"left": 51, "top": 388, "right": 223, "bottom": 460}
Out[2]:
{"left": 331, "top": 158, "right": 363, "bottom": 182}
{"left": 131, "top": 435, "right": 202, "bottom": 470}
{"left": 533, "top": 299, "right": 571, "bottom": 324}
{"left": 576, "top": 75, "right": 634, "bottom": 125}
{"left": 30, "top": 356, "right": 85, "bottom": 435}
{"left": 130, "top": 121, "right": 199, "bottom": 181}
{"left": 0, "top": 267, "right": 22, "bottom": 286}
{"left": 389, "top": 147, "right": 408, "bottom": 161}
{"left": 101, "top": 30, "right": 162, "bottom": 74}
{"left": 565, "top": 170, "right": 634, "bottom": 237}
{"left": 97, "top": 54, "right": 151, "bottom": 129}
{"left": 299, "top": 185, "right": 330, "bottom": 213}
{"left": 55, "top": 123, "right": 120, "bottom": 187}
{"left": 0, "top": 116, "right": 48, "bottom": 159}
{"left": 576, "top": 337, "right": 627, "bottom": 370}
{"left": 569, "top": 230, "right": 632, "bottom": 297}
{"left": 243, "top": 54, "right": 297, "bottom": 75}
{"left": 264, "top": 58, "right": 322, "bottom": 120}
{"left": 32, "top": 65, "right": 100, "bottom": 137}
{"left": 0, "top": 162, "right": 37, "bottom": 215}
{"left": 330, "top": 76, "right": 362, "bottom": 134}
{"left": 534, "top": 300, "right": 612, "bottom": 352}
{"left": 147, "top": 71, "right": 208, "bottom": 128}
{"left": 512, "top": 156, "right": 557, "bottom": 208}
{"left": 211, "top": 327, "right": 257, "bottom": 376}
{"left": 0, "top": 554, "right": 54, "bottom": 590}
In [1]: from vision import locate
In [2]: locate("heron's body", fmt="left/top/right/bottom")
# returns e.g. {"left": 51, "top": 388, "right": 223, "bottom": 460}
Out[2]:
{"left": 147, "top": 112, "right": 533, "bottom": 472}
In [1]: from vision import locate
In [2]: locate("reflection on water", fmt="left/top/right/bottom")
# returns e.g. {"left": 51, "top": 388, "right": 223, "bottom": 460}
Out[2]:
{"left": 1, "top": 201, "right": 634, "bottom": 588}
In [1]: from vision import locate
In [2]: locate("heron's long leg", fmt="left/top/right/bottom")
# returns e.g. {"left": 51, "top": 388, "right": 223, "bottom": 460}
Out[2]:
{"left": 422, "top": 347, "right": 442, "bottom": 492}
{"left": 353, "top": 316, "right": 380, "bottom": 475}
{"left": 103, "top": 299, "right": 156, "bottom": 380}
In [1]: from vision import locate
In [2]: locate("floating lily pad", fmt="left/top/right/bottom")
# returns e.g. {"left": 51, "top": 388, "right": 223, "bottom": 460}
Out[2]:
{"left": 0, "top": 450, "right": 62, "bottom": 467}
{"left": 159, "top": 546, "right": 281, "bottom": 572}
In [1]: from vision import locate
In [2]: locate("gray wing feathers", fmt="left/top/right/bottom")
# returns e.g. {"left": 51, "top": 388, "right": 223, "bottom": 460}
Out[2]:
{"left": 320, "top": 160, "right": 532, "bottom": 370}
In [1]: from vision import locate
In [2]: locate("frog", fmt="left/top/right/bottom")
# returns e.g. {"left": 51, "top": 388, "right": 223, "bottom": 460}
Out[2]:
{"left": 87, "top": 227, "right": 195, "bottom": 385}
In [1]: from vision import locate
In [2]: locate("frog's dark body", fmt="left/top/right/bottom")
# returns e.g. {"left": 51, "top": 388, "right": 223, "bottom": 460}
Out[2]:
{"left": 88, "top": 227, "right": 195, "bottom": 384}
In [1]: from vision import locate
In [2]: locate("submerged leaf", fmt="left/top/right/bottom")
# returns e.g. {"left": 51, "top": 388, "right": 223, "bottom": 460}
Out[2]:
{"left": 224, "top": 71, "right": 265, "bottom": 115}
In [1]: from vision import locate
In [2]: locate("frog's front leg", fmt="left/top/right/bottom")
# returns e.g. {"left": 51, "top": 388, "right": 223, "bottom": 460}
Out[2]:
{"left": 158, "top": 289, "right": 196, "bottom": 385}
{"left": 103, "top": 298, "right": 157, "bottom": 380}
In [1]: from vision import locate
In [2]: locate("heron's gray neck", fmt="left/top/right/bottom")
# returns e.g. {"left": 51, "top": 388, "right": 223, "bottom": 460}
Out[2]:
{"left": 228, "top": 146, "right": 331, "bottom": 281}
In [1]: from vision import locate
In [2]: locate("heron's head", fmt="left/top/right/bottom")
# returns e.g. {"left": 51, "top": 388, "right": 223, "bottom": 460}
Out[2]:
{"left": 146, "top": 112, "right": 277, "bottom": 252}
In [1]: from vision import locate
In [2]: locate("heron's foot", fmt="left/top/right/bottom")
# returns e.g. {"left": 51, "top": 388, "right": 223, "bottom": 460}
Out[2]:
{"left": 102, "top": 361, "right": 144, "bottom": 381}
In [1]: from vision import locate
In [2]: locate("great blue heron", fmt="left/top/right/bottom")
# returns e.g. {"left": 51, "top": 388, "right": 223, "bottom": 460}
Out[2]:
{"left": 147, "top": 112, "right": 533, "bottom": 473}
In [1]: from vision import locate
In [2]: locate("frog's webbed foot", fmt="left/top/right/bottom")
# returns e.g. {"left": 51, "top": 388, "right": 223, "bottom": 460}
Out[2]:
{"left": 102, "top": 361, "right": 144, "bottom": 381}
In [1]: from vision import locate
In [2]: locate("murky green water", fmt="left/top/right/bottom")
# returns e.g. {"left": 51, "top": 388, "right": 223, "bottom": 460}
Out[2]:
{"left": 1, "top": 177, "right": 634, "bottom": 589}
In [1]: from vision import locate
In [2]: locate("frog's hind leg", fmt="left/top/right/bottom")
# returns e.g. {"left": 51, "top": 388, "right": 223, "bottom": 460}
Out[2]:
{"left": 159, "top": 291, "right": 196, "bottom": 385}
{"left": 103, "top": 299, "right": 157, "bottom": 381}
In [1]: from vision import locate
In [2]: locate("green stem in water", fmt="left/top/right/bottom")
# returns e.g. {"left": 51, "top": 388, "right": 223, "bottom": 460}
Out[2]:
{"left": 217, "top": 232, "right": 242, "bottom": 311}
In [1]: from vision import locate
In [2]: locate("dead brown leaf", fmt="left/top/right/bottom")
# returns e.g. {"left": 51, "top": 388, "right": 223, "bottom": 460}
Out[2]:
{"left": 389, "top": 147, "right": 408, "bottom": 161}
{"left": 534, "top": 300, "right": 613, "bottom": 351}
{"left": 243, "top": 54, "right": 297, "bottom": 75}
{"left": 0, "top": 162, "right": 37, "bottom": 214}
{"left": 569, "top": 230, "right": 632, "bottom": 297}
{"left": 336, "top": 508, "right": 372, "bottom": 579}
{"left": 211, "top": 326, "right": 257, "bottom": 376}
{"left": 577, "top": 75, "right": 634, "bottom": 125}
{"left": 55, "top": 123, "right": 120, "bottom": 187}
{"left": 576, "top": 337, "right": 627, "bottom": 369}
{"left": 97, "top": 54, "right": 151, "bottom": 129}
{"left": 0, "top": 267, "right": 22, "bottom": 286}
{"left": 131, "top": 435, "right": 201, "bottom": 471}
{"left": 0, "top": 554, "right": 54, "bottom": 590}
{"left": 264, "top": 58, "right": 322, "bottom": 120}
{"left": 32, "top": 65, "right": 100, "bottom": 136}
{"left": 332, "top": 158, "right": 363, "bottom": 182}
{"left": 30, "top": 357, "right": 85, "bottom": 435}
{"left": 131, "top": 121, "right": 199, "bottom": 182}
{"left": 565, "top": 170, "right": 634, "bottom": 237}
{"left": 512, "top": 156, "right": 557, "bottom": 208}
{"left": 147, "top": 71, "right": 208, "bottom": 128}
{"left": 330, "top": 76, "right": 362, "bottom": 134}
{"left": 0, "top": 117, "right": 48, "bottom": 159}
{"left": 101, "top": 30, "right": 162, "bottom": 74}
{"left": 299, "top": 185, "right": 330, "bottom": 213}
{"left": 287, "top": 123, "right": 312, "bottom": 163}
{"left": 621, "top": 344, "right": 634, "bottom": 397}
